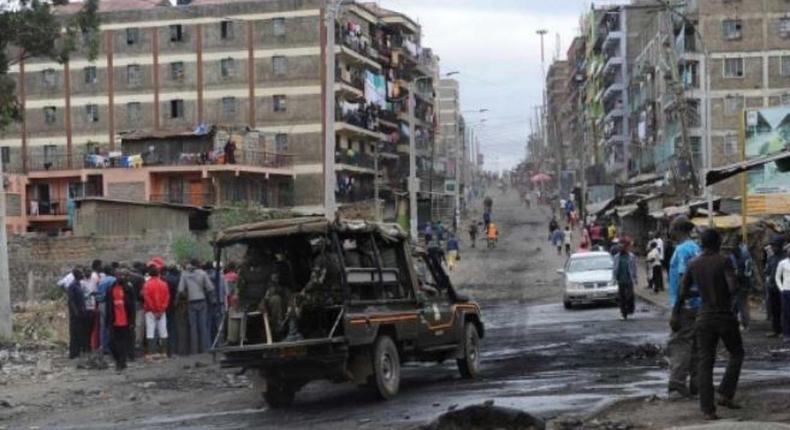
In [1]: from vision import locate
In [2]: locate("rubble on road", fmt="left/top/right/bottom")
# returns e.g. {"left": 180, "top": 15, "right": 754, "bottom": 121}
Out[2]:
{"left": 553, "top": 417, "right": 635, "bottom": 430}
{"left": 419, "top": 402, "right": 546, "bottom": 430}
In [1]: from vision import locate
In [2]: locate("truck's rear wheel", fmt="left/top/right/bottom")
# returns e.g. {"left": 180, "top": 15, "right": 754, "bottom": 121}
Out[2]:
{"left": 264, "top": 379, "right": 295, "bottom": 408}
{"left": 370, "top": 335, "right": 400, "bottom": 399}
{"left": 457, "top": 322, "right": 480, "bottom": 379}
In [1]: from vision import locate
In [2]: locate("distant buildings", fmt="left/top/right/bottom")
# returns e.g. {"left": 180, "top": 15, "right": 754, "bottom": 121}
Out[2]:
{"left": 545, "top": 0, "right": 790, "bottom": 202}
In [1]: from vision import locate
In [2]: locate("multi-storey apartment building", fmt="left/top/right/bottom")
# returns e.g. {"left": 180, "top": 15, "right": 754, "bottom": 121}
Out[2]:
{"left": 1, "top": 0, "right": 439, "bottom": 232}
{"left": 628, "top": 0, "right": 790, "bottom": 197}
{"left": 546, "top": 60, "right": 572, "bottom": 191}
{"left": 433, "top": 78, "right": 462, "bottom": 222}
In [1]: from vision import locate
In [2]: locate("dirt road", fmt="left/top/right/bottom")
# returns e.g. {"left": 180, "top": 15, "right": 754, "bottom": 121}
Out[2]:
{"left": 3, "top": 190, "right": 790, "bottom": 429}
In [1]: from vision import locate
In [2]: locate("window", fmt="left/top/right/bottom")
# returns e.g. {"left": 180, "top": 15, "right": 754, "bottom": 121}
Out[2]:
{"left": 84, "top": 66, "right": 97, "bottom": 84}
{"left": 722, "top": 19, "right": 742, "bottom": 40}
{"left": 275, "top": 133, "right": 288, "bottom": 152}
{"left": 273, "top": 18, "right": 286, "bottom": 37}
{"left": 781, "top": 56, "right": 790, "bottom": 77}
{"left": 169, "top": 24, "right": 183, "bottom": 42}
{"left": 220, "top": 58, "right": 235, "bottom": 78}
{"left": 272, "top": 56, "right": 287, "bottom": 75}
{"left": 86, "top": 104, "right": 99, "bottom": 123}
{"left": 170, "top": 62, "right": 185, "bottom": 81}
{"left": 724, "top": 134, "right": 738, "bottom": 157}
{"left": 44, "top": 106, "right": 56, "bottom": 124}
{"left": 723, "top": 58, "right": 744, "bottom": 78}
{"left": 127, "top": 64, "right": 142, "bottom": 85}
{"left": 126, "top": 28, "right": 140, "bottom": 45}
{"left": 1, "top": 147, "right": 9, "bottom": 164}
{"left": 127, "top": 102, "right": 141, "bottom": 123}
{"left": 222, "top": 97, "right": 236, "bottom": 117}
{"left": 273, "top": 95, "right": 287, "bottom": 112}
{"left": 170, "top": 99, "right": 184, "bottom": 118}
{"left": 782, "top": 93, "right": 790, "bottom": 106}
{"left": 780, "top": 18, "right": 790, "bottom": 39}
{"left": 220, "top": 20, "right": 234, "bottom": 39}
{"left": 42, "top": 69, "right": 56, "bottom": 87}
{"left": 724, "top": 96, "right": 744, "bottom": 115}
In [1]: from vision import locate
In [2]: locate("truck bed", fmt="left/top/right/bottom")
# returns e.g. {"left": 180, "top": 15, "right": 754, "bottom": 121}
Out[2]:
{"left": 216, "top": 337, "right": 349, "bottom": 372}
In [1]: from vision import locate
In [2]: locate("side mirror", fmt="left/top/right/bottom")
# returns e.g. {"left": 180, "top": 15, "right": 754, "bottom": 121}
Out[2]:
{"left": 556, "top": 268, "right": 565, "bottom": 275}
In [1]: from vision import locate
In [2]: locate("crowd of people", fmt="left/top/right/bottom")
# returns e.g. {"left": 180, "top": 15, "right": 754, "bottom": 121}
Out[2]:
{"left": 60, "top": 257, "right": 238, "bottom": 371}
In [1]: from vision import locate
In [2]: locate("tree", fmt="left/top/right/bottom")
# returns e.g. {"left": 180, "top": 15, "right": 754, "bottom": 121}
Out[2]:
{"left": 0, "top": 0, "right": 99, "bottom": 130}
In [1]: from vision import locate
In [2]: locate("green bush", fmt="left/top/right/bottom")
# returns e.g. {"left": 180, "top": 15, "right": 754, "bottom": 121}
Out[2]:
{"left": 171, "top": 235, "right": 213, "bottom": 264}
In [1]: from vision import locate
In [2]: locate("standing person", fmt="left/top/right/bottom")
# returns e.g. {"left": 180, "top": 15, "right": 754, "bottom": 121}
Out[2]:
{"left": 483, "top": 211, "right": 491, "bottom": 230}
{"left": 162, "top": 265, "right": 181, "bottom": 357}
{"left": 224, "top": 263, "right": 239, "bottom": 309}
{"left": 223, "top": 138, "right": 236, "bottom": 164}
{"left": 486, "top": 222, "right": 499, "bottom": 249}
{"left": 67, "top": 269, "right": 87, "bottom": 359}
{"left": 206, "top": 262, "right": 228, "bottom": 345}
{"left": 667, "top": 216, "right": 701, "bottom": 399}
{"left": 563, "top": 225, "right": 573, "bottom": 257}
{"left": 647, "top": 242, "right": 664, "bottom": 293}
{"left": 613, "top": 239, "right": 638, "bottom": 321}
{"left": 95, "top": 266, "right": 117, "bottom": 355}
{"left": 774, "top": 244, "right": 790, "bottom": 341}
{"left": 606, "top": 221, "right": 618, "bottom": 248}
{"left": 84, "top": 260, "right": 102, "bottom": 351}
{"left": 580, "top": 225, "right": 591, "bottom": 250}
{"left": 672, "top": 229, "right": 744, "bottom": 420}
{"left": 468, "top": 222, "right": 479, "bottom": 248}
{"left": 653, "top": 231, "right": 665, "bottom": 264}
{"left": 106, "top": 270, "right": 135, "bottom": 372}
{"left": 729, "top": 236, "right": 754, "bottom": 331}
{"left": 178, "top": 259, "right": 216, "bottom": 354}
{"left": 551, "top": 227, "right": 565, "bottom": 256}
{"left": 548, "top": 216, "right": 559, "bottom": 240}
{"left": 435, "top": 220, "right": 446, "bottom": 246}
{"left": 128, "top": 262, "right": 147, "bottom": 358}
{"left": 142, "top": 266, "right": 170, "bottom": 357}
{"left": 446, "top": 234, "right": 460, "bottom": 271}
{"left": 764, "top": 237, "right": 785, "bottom": 337}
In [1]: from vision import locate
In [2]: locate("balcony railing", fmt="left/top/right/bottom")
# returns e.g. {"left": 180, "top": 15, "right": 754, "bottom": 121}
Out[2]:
{"left": 337, "top": 104, "right": 381, "bottom": 132}
{"left": 336, "top": 151, "right": 375, "bottom": 169}
{"left": 23, "top": 149, "right": 293, "bottom": 173}
{"left": 27, "top": 198, "right": 68, "bottom": 217}
{"left": 150, "top": 193, "right": 214, "bottom": 206}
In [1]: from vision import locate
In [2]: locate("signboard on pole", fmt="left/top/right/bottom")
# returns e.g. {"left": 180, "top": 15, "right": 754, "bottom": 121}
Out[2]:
{"left": 743, "top": 105, "right": 790, "bottom": 215}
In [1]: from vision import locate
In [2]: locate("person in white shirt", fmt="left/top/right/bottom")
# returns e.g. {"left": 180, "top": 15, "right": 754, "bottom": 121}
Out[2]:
{"left": 646, "top": 242, "right": 664, "bottom": 293}
{"left": 773, "top": 246, "right": 790, "bottom": 340}
{"left": 563, "top": 225, "right": 573, "bottom": 257}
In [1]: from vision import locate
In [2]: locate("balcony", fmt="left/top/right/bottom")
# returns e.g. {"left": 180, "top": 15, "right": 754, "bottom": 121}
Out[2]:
{"left": 338, "top": 28, "right": 381, "bottom": 71}
{"left": 24, "top": 149, "right": 293, "bottom": 176}
{"left": 603, "top": 56, "right": 623, "bottom": 74}
{"left": 150, "top": 192, "right": 215, "bottom": 207}
{"left": 27, "top": 198, "right": 68, "bottom": 219}
{"left": 604, "top": 106, "right": 625, "bottom": 123}
{"left": 336, "top": 150, "right": 376, "bottom": 171}
{"left": 335, "top": 67, "right": 365, "bottom": 99}
{"left": 336, "top": 105, "right": 386, "bottom": 141}
{"left": 603, "top": 82, "right": 624, "bottom": 101}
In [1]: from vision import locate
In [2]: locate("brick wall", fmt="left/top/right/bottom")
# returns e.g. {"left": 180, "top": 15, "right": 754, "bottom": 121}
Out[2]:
{"left": 7, "top": 232, "right": 191, "bottom": 303}
{"left": 107, "top": 181, "right": 145, "bottom": 201}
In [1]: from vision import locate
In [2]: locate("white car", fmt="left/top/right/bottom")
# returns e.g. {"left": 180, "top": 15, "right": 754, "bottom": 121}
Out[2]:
{"left": 557, "top": 251, "right": 618, "bottom": 309}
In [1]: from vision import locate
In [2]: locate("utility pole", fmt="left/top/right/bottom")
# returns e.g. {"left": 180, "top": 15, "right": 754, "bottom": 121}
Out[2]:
{"left": 0, "top": 157, "right": 10, "bottom": 339}
{"left": 537, "top": 29, "right": 550, "bottom": 174}
{"left": 322, "top": 0, "right": 338, "bottom": 222}
{"left": 408, "top": 81, "right": 418, "bottom": 240}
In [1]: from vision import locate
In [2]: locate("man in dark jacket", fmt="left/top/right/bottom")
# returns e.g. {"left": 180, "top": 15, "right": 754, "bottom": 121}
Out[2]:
{"left": 765, "top": 236, "right": 785, "bottom": 337}
{"left": 162, "top": 266, "right": 181, "bottom": 357}
{"left": 67, "top": 269, "right": 86, "bottom": 359}
{"left": 106, "top": 269, "right": 136, "bottom": 371}
{"left": 673, "top": 228, "right": 744, "bottom": 421}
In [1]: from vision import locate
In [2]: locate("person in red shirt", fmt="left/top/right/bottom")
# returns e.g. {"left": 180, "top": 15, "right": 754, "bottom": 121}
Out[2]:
{"left": 106, "top": 269, "right": 135, "bottom": 371}
{"left": 142, "top": 266, "right": 170, "bottom": 357}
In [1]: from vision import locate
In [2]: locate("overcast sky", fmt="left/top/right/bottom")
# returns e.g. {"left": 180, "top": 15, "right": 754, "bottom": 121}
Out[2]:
{"left": 378, "top": 0, "right": 622, "bottom": 173}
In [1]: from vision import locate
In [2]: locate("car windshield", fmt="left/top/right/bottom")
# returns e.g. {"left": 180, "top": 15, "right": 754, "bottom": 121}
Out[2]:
{"left": 567, "top": 256, "right": 613, "bottom": 273}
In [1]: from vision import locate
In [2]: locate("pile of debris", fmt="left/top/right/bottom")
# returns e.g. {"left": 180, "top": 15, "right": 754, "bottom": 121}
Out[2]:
{"left": 11, "top": 300, "right": 69, "bottom": 346}
{"left": 621, "top": 343, "right": 665, "bottom": 366}
{"left": 419, "top": 401, "right": 546, "bottom": 430}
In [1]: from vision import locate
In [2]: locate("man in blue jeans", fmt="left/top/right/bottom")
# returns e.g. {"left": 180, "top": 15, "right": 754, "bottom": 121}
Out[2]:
{"left": 667, "top": 216, "right": 701, "bottom": 399}
{"left": 177, "top": 259, "right": 215, "bottom": 354}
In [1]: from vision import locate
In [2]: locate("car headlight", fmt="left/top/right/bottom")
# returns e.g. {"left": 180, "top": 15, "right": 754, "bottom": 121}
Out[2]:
{"left": 566, "top": 282, "right": 584, "bottom": 291}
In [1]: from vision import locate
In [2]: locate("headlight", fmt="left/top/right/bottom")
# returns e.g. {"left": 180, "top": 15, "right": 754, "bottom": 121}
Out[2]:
{"left": 566, "top": 282, "right": 584, "bottom": 291}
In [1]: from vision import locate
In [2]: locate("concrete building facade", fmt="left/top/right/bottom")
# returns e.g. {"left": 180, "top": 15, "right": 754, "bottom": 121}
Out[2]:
{"left": 1, "top": 0, "right": 440, "bottom": 232}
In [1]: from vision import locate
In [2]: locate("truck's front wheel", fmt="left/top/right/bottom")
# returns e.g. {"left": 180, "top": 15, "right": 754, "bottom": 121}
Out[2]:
{"left": 370, "top": 335, "right": 400, "bottom": 399}
{"left": 457, "top": 322, "right": 480, "bottom": 379}
{"left": 264, "top": 379, "right": 295, "bottom": 408}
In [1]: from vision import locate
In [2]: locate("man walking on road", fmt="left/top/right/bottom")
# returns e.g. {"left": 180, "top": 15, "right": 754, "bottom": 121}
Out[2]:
{"left": 613, "top": 239, "right": 637, "bottom": 320}
{"left": 673, "top": 228, "right": 744, "bottom": 421}
{"left": 728, "top": 236, "right": 753, "bottom": 331}
{"left": 563, "top": 225, "right": 573, "bottom": 257}
{"left": 468, "top": 223, "right": 478, "bottom": 248}
{"left": 667, "top": 216, "right": 701, "bottom": 398}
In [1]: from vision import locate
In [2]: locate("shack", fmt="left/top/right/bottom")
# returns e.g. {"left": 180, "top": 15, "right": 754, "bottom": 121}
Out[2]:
{"left": 73, "top": 198, "right": 210, "bottom": 236}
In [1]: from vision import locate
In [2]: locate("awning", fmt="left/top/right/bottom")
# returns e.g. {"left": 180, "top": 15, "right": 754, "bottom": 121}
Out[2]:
{"left": 587, "top": 198, "right": 614, "bottom": 215}
{"left": 614, "top": 204, "right": 639, "bottom": 217}
{"left": 706, "top": 150, "right": 790, "bottom": 186}
{"left": 691, "top": 215, "right": 760, "bottom": 229}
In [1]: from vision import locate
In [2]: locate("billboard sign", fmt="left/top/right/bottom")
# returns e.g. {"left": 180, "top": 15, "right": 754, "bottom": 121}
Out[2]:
{"left": 744, "top": 105, "right": 790, "bottom": 215}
